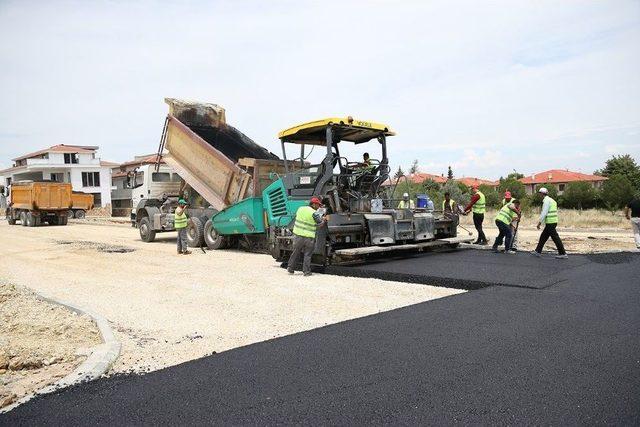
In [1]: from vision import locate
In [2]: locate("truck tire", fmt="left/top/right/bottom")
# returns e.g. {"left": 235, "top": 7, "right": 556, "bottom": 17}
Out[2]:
{"left": 204, "top": 219, "right": 226, "bottom": 250}
{"left": 139, "top": 217, "right": 156, "bottom": 243}
{"left": 186, "top": 217, "right": 205, "bottom": 248}
{"left": 26, "top": 211, "right": 37, "bottom": 227}
{"left": 68, "top": 209, "right": 75, "bottom": 219}
{"left": 7, "top": 211, "right": 16, "bottom": 225}
{"left": 20, "top": 211, "right": 27, "bottom": 226}
{"left": 75, "top": 209, "right": 86, "bottom": 219}
{"left": 59, "top": 215, "right": 68, "bottom": 226}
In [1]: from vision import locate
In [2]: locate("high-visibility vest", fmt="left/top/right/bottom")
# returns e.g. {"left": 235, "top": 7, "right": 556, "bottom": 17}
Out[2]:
{"left": 293, "top": 206, "right": 317, "bottom": 238}
{"left": 398, "top": 200, "right": 415, "bottom": 209}
{"left": 545, "top": 196, "right": 558, "bottom": 224}
{"left": 472, "top": 191, "right": 486, "bottom": 214}
{"left": 442, "top": 199, "right": 455, "bottom": 211}
{"left": 502, "top": 198, "right": 516, "bottom": 207}
{"left": 174, "top": 210, "right": 188, "bottom": 229}
{"left": 496, "top": 203, "right": 517, "bottom": 225}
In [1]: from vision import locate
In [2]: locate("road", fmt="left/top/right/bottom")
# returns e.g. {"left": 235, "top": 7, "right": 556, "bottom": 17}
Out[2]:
{"left": 2, "top": 249, "right": 639, "bottom": 425}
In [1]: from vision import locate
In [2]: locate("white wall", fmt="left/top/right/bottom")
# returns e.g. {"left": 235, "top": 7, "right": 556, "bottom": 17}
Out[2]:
{"left": 69, "top": 167, "right": 112, "bottom": 207}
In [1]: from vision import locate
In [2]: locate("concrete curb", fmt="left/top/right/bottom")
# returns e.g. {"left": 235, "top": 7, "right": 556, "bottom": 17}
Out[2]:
{"left": 0, "top": 289, "right": 121, "bottom": 413}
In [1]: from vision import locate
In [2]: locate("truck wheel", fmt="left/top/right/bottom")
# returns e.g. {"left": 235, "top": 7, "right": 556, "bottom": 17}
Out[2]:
{"left": 7, "top": 211, "right": 16, "bottom": 225}
{"left": 26, "top": 211, "right": 37, "bottom": 227}
{"left": 59, "top": 215, "right": 68, "bottom": 226}
{"left": 204, "top": 219, "right": 226, "bottom": 250}
{"left": 75, "top": 209, "right": 86, "bottom": 219}
{"left": 139, "top": 217, "right": 156, "bottom": 242}
{"left": 20, "top": 211, "right": 27, "bottom": 226}
{"left": 186, "top": 217, "right": 205, "bottom": 248}
{"left": 49, "top": 215, "right": 59, "bottom": 226}
{"left": 68, "top": 209, "right": 75, "bottom": 219}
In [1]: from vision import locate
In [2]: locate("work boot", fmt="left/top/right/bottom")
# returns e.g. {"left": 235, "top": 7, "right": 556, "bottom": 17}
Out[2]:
{"left": 183, "top": 250, "right": 192, "bottom": 255}
{"left": 287, "top": 270, "right": 295, "bottom": 275}
{"left": 303, "top": 272, "right": 313, "bottom": 277}
{"left": 555, "top": 254, "right": 568, "bottom": 259}
{"left": 531, "top": 250, "right": 541, "bottom": 257}
{"left": 506, "top": 250, "right": 516, "bottom": 255}
{"left": 492, "top": 246, "right": 500, "bottom": 253}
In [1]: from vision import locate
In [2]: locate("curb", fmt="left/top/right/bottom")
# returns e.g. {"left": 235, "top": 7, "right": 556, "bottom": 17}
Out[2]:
{"left": 0, "top": 289, "right": 121, "bottom": 413}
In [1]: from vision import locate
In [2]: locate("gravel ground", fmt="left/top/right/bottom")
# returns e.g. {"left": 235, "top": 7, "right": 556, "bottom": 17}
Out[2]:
{"left": 0, "top": 222, "right": 463, "bottom": 375}
{"left": 0, "top": 283, "right": 100, "bottom": 408}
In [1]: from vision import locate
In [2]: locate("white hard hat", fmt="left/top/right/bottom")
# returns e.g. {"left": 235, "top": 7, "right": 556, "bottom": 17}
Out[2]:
{"left": 403, "top": 192, "right": 409, "bottom": 198}
{"left": 538, "top": 187, "right": 548, "bottom": 194}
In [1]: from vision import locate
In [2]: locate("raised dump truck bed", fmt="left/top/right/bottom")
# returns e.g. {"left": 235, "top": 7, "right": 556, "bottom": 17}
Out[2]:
{"left": 6, "top": 181, "right": 72, "bottom": 226}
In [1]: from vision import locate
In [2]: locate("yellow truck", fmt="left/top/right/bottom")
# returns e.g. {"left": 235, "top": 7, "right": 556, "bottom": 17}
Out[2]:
{"left": 70, "top": 192, "right": 94, "bottom": 219}
{"left": 6, "top": 181, "right": 72, "bottom": 226}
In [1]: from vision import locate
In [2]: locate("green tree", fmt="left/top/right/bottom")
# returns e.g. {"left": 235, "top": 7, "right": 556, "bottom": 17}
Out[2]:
{"left": 497, "top": 177, "right": 526, "bottom": 201}
{"left": 531, "top": 184, "right": 558, "bottom": 206}
{"left": 479, "top": 184, "right": 500, "bottom": 208}
{"left": 561, "top": 182, "right": 598, "bottom": 209}
{"left": 506, "top": 171, "right": 524, "bottom": 180}
{"left": 409, "top": 159, "right": 419, "bottom": 175}
{"left": 596, "top": 154, "right": 640, "bottom": 192}
{"left": 442, "top": 179, "right": 469, "bottom": 208}
{"left": 601, "top": 175, "right": 635, "bottom": 212}
{"left": 447, "top": 166, "right": 454, "bottom": 180}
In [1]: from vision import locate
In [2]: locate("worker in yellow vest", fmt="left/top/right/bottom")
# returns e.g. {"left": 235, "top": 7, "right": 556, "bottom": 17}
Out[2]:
{"left": 398, "top": 192, "right": 415, "bottom": 209}
{"left": 463, "top": 184, "right": 488, "bottom": 245}
{"left": 174, "top": 198, "right": 191, "bottom": 255}
{"left": 442, "top": 192, "right": 458, "bottom": 215}
{"left": 492, "top": 199, "right": 521, "bottom": 254}
{"left": 287, "top": 196, "right": 326, "bottom": 276}
{"left": 532, "top": 187, "right": 567, "bottom": 259}
{"left": 502, "top": 191, "right": 519, "bottom": 250}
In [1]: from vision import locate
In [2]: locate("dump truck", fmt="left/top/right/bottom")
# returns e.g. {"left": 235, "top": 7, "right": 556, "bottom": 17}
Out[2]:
{"left": 157, "top": 99, "right": 471, "bottom": 264}
{"left": 6, "top": 181, "right": 72, "bottom": 226}
{"left": 69, "top": 192, "right": 94, "bottom": 219}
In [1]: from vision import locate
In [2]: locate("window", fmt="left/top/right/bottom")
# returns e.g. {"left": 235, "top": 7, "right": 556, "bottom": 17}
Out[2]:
{"left": 82, "top": 172, "right": 101, "bottom": 187}
{"left": 152, "top": 172, "right": 171, "bottom": 182}
{"left": 50, "top": 173, "right": 64, "bottom": 182}
{"left": 171, "top": 173, "right": 182, "bottom": 182}
{"left": 64, "top": 153, "right": 79, "bottom": 164}
{"left": 558, "top": 184, "right": 565, "bottom": 192}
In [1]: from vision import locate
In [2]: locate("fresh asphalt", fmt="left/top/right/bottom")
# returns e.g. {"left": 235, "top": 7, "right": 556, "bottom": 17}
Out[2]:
{"left": 3, "top": 249, "right": 639, "bottom": 425}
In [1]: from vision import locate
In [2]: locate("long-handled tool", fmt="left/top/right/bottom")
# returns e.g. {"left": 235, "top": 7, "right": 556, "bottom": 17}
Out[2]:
{"left": 445, "top": 211, "right": 473, "bottom": 236}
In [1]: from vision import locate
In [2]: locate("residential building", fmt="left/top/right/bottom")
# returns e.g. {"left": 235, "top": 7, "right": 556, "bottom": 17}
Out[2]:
{"left": 0, "top": 144, "right": 116, "bottom": 208}
{"left": 456, "top": 177, "right": 499, "bottom": 188}
{"left": 519, "top": 169, "right": 608, "bottom": 195}
{"left": 384, "top": 172, "right": 447, "bottom": 186}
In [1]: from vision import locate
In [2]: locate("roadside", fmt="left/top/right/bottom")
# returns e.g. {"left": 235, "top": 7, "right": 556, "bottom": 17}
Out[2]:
{"left": 0, "top": 222, "right": 462, "bottom": 375}
{"left": 0, "top": 284, "right": 100, "bottom": 408}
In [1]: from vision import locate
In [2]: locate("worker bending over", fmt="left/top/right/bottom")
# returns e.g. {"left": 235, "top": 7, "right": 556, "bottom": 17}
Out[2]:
{"left": 493, "top": 199, "right": 521, "bottom": 254}
{"left": 464, "top": 185, "right": 489, "bottom": 245}
{"left": 398, "top": 193, "right": 415, "bottom": 209}
{"left": 287, "top": 196, "right": 326, "bottom": 276}
{"left": 174, "top": 198, "right": 191, "bottom": 255}
{"left": 532, "top": 187, "right": 567, "bottom": 259}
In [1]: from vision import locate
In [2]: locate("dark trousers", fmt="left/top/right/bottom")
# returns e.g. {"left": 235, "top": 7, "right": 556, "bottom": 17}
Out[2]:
{"left": 493, "top": 220, "right": 513, "bottom": 251}
{"left": 287, "top": 235, "right": 315, "bottom": 274}
{"left": 177, "top": 228, "right": 188, "bottom": 253}
{"left": 473, "top": 213, "right": 487, "bottom": 243}
{"left": 535, "top": 223, "right": 566, "bottom": 255}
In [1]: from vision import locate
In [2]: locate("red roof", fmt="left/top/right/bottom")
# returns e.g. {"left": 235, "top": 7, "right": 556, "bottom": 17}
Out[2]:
{"left": 118, "top": 154, "right": 165, "bottom": 168}
{"left": 12, "top": 144, "right": 98, "bottom": 161}
{"left": 457, "top": 177, "right": 498, "bottom": 187}
{"left": 519, "top": 169, "right": 607, "bottom": 185}
{"left": 383, "top": 172, "right": 447, "bottom": 186}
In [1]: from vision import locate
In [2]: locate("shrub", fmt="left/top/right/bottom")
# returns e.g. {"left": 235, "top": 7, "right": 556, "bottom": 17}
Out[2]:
{"left": 560, "top": 182, "right": 598, "bottom": 209}
{"left": 601, "top": 174, "right": 635, "bottom": 211}
{"left": 531, "top": 184, "right": 558, "bottom": 206}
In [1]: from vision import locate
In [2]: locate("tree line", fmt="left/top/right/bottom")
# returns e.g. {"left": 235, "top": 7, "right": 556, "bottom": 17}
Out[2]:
{"left": 390, "top": 154, "right": 640, "bottom": 212}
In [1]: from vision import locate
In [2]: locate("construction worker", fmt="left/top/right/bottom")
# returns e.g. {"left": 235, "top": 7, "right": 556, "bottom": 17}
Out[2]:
{"left": 502, "top": 191, "right": 519, "bottom": 250}
{"left": 493, "top": 199, "right": 521, "bottom": 254}
{"left": 532, "top": 187, "right": 567, "bottom": 259}
{"left": 463, "top": 185, "right": 488, "bottom": 245}
{"left": 398, "top": 192, "right": 415, "bottom": 209}
{"left": 624, "top": 195, "right": 640, "bottom": 249}
{"left": 287, "top": 196, "right": 326, "bottom": 276}
{"left": 174, "top": 199, "right": 191, "bottom": 255}
{"left": 501, "top": 191, "right": 514, "bottom": 206}
{"left": 442, "top": 192, "right": 457, "bottom": 214}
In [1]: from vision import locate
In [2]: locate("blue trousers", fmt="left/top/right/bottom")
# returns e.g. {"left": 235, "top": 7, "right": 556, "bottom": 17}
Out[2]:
{"left": 493, "top": 220, "right": 513, "bottom": 251}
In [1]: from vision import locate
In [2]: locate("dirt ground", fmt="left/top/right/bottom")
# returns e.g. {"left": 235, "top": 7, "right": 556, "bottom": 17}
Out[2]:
{"left": 0, "top": 283, "right": 100, "bottom": 408}
{"left": 0, "top": 221, "right": 463, "bottom": 377}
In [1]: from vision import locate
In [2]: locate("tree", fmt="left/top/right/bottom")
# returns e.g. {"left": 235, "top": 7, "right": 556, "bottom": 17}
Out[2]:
{"left": 409, "top": 159, "right": 419, "bottom": 175}
{"left": 447, "top": 166, "right": 454, "bottom": 180}
{"left": 479, "top": 184, "right": 500, "bottom": 208}
{"left": 596, "top": 154, "right": 640, "bottom": 192}
{"left": 601, "top": 175, "right": 635, "bottom": 212}
{"left": 561, "top": 182, "right": 597, "bottom": 209}
{"left": 442, "top": 179, "right": 470, "bottom": 208}
{"left": 497, "top": 177, "right": 526, "bottom": 201}
{"left": 506, "top": 171, "right": 524, "bottom": 180}
{"left": 393, "top": 166, "right": 404, "bottom": 180}
{"left": 531, "top": 184, "right": 558, "bottom": 206}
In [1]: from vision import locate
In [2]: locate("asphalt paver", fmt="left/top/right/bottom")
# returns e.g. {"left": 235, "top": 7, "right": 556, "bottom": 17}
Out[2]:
{"left": 2, "top": 251, "right": 639, "bottom": 425}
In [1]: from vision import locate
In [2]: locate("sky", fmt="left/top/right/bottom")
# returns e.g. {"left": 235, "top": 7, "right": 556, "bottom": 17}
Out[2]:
{"left": 0, "top": 0, "right": 639, "bottom": 180}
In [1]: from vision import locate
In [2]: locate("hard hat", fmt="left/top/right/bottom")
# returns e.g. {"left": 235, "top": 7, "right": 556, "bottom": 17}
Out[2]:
{"left": 310, "top": 196, "right": 323, "bottom": 205}
{"left": 504, "top": 191, "right": 512, "bottom": 199}
{"left": 403, "top": 192, "right": 409, "bottom": 198}
{"left": 178, "top": 198, "right": 187, "bottom": 205}
{"left": 538, "top": 187, "right": 548, "bottom": 194}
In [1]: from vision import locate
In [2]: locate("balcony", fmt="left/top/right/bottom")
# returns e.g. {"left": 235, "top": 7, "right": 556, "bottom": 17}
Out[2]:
{"left": 26, "top": 158, "right": 101, "bottom": 166}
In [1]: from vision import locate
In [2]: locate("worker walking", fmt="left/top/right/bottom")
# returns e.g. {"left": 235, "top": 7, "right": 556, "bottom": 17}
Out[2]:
{"left": 287, "top": 196, "right": 326, "bottom": 276}
{"left": 464, "top": 184, "right": 489, "bottom": 245}
{"left": 398, "top": 193, "right": 415, "bottom": 209}
{"left": 174, "top": 198, "right": 191, "bottom": 255}
{"left": 502, "top": 191, "right": 519, "bottom": 251}
{"left": 625, "top": 195, "right": 640, "bottom": 249}
{"left": 493, "top": 199, "right": 521, "bottom": 254}
{"left": 532, "top": 187, "right": 567, "bottom": 259}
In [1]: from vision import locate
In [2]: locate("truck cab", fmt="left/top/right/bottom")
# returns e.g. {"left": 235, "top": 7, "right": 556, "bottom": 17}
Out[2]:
{"left": 129, "top": 164, "right": 183, "bottom": 224}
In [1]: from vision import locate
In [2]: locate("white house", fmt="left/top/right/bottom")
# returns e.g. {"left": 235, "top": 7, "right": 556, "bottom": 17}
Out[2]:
{"left": 0, "top": 144, "right": 116, "bottom": 208}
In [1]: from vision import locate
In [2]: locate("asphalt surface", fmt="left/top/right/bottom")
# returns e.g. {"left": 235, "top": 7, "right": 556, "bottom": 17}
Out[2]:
{"left": 3, "top": 250, "right": 639, "bottom": 425}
